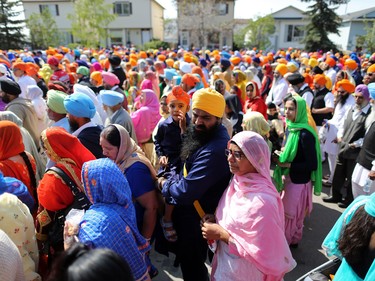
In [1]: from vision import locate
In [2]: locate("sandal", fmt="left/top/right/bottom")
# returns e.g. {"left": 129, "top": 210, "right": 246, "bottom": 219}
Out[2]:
{"left": 160, "top": 218, "right": 178, "bottom": 242}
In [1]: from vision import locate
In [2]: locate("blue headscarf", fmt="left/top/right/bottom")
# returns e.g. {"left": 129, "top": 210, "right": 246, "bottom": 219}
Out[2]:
{"left": 322, "top": 193, "right": 375, "bottom": 280}
{"left": 79, "top": 158, "right": 150, "bottom": 280}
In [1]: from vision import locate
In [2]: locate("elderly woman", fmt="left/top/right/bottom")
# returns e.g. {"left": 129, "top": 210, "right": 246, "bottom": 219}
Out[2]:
{"left": 78, "top": 158, "right": 151, "bottom": 281}
{"left": 131, "top": 89, "right": 161, "bottom": 163}
{"left": 322, "top": 193, "right": 375, "bottom": 280}
{"left": 0, "top": 120, "right": 37, "bottom": 205}
{"left": 273, "top": 95, "right": 322, "bottom": 247}
{"left": 36, "top": 127, "right": 96, "bottom": 255}
{"left": 201, "top": 131, "right": 296, "bottom": 281}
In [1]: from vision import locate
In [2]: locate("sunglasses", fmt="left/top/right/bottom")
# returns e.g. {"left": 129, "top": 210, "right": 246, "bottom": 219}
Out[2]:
{"left": 225, "top": 149, "right": 244, "bottom": 160}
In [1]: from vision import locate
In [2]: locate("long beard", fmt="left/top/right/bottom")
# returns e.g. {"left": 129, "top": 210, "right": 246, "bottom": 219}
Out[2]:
{"left": 180, "top": 122, "right": 219, "bottom": 162}
{"left": 338, "top": 93, "right": 349, "bottom": 105}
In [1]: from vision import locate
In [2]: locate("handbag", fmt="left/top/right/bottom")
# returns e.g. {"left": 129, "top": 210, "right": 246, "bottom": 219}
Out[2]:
{"left": 47, "top": 166, "right": 91, "bottom": 251}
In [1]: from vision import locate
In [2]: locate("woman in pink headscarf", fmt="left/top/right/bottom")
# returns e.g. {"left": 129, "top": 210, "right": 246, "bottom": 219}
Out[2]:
{"left": 201, "top": 131, "right": 296, "bottom": 281}
{"left": 131, "top": 89, "right": 161, "bottom": 163}
{"left": 141, "top": 71, "right": 160, "bottom": 98}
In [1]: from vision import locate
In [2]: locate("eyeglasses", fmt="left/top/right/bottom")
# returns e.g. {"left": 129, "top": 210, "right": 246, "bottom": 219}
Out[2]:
{"left": 354, "top": 95, "right": 364, "bottom": 99}
{"left": 225, "top": 149, "right": 244, "bottom": 160}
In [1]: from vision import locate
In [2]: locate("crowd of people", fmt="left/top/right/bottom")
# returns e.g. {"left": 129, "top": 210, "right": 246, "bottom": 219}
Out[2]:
{"left": 0, "top": 45, "right": 375, "bottom": 281}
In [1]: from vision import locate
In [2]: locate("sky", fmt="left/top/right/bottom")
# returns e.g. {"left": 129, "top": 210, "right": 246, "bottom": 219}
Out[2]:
{"left": 157, "top": 0, "right": 375, "bottom": 19}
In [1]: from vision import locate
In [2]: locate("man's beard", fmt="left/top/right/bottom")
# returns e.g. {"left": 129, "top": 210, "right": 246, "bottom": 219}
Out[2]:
{"left": 1, "top": 95, "right": 10, "bottom": 104}
{"left": 68, "top": 118, "right": 80, "bottom": 132}
{"left": 338, "top": 93, "right": 349, "bottom": 105}
{"left": 180, "top": 122, "right": 220, "bottom": 162}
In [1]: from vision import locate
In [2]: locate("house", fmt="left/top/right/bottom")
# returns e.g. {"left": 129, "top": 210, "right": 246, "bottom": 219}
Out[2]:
{"left": 176, "top": 0, "right": 235, "bottom": 50}
{"left": 269, "top": 5, "right": 308, "bottom": 51}
{"left": 329, "top": 7, "right": 375, "bottom": 51}
{"left": 21, "top": 0, "right": 165, "bottom": 47}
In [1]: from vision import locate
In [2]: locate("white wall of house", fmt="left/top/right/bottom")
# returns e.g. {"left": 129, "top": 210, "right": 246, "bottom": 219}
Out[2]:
{"left": 22, "top": 0, "right": 164, "bottom": 47}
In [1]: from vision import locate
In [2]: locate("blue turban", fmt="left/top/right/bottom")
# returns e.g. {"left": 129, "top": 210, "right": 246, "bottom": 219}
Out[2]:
{"left": 221, "top": 51, "right": 231, "bottom": 60}
{"left": 164, "top": 69, "right": 177, "bottom": 81}
{"left": 220, "top": 58, "right": 231, "bottom": 68}
{"left": 173, "top": 75, "right": 181, "bottom": 86}
{"left": 64, "top": 93, "right": 96, "bottom": 118}
{"left": 100, "top": 90, "right": 124, "bottom": 107}
{"left": 368, "top": 83, "right": 375, "bottom": 100}
{"left": 199, "top": 58, "right": 207, "bottom": 67}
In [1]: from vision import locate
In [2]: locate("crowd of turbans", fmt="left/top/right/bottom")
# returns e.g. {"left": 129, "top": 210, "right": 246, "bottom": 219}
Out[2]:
{"left": 1, "top": 44, "right": 375, "bottom": 281}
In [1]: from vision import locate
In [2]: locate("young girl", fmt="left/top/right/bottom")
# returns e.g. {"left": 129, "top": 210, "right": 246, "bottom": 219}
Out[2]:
{"left": 154, "top": 86, "right": 190, "bottom": 242}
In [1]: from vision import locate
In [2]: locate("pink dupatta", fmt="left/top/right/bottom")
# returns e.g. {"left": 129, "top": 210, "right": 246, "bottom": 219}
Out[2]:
{"left": 216, "top": 131, "right": 296, "bottom": 279}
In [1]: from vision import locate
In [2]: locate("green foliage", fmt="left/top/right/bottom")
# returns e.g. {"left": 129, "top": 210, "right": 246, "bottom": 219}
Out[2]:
{"left": 356, "top": 20, "right": 375, "bottom": 53}
{"left": 234, "top": 15, "right": 275, "bottom": 50}
{"left": 68, "top": 0, "right": 116, "bottom": 47}
{"left": 0, "top": 0, "right": 27, "bottom": 49}
{"left": 143, "top": 39, "right": 170, "bottom": 50}
{"left": 26, "top": 9, "right": 60, "bottom": 49}
{"left": 301, "top": 0, "right": 348, "bottom": 51}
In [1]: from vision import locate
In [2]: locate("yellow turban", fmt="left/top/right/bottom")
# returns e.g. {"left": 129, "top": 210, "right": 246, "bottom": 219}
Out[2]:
{"left": 275, "top": 64, "right": 288, "bottom": 76}
{"left": 367, "top": 64, "right": 375, "bottom": 74}
{"left": 192, "top": 88, "right": 225, "bottom": 118}
{"left": 308, "top": 58, "right": 318, "bottom": 68}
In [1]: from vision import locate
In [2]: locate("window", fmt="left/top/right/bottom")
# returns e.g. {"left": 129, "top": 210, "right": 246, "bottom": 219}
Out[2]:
{"left": 216, "top": 3, "right": 228, "bottom": 15}
{"left": 39, "top": 4, "right": 59, "bottom": 16}
{"left": 113, "top": 2, "right": 132, "bottom": 16}
{"left": 285, "top": 25, "right": 305, "bottom": 42}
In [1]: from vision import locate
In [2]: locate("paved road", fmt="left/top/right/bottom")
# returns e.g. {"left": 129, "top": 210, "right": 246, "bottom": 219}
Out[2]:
{"left": 150, "top": 163, "right": 345, "bottom": 281}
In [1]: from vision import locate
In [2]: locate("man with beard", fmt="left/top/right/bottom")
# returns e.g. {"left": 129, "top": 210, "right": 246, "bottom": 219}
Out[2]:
{"left": 158, "top": 88, "right": 231, "bottom": 281}
{"left": 287, "top": 72, "right": 314, "bottom": 107}
{"left": 351, "top": 83, "right": 375, "bottom": 197}
{"left": 0, "top": 79, "right": 40, "bottom": 148}
{"left": 320, "top": 79, "right": 355, "bottom": 188}
{"left": 265, "top": 63, "right": 289, "bottom": 111}
{"left": 323, "top": 84, "right": 372, "bottom": 208}
{"left": 63, "top": 92, "right": 103, "bottom": 159}
{"left": 100, "top": 90, "right": 137, "bottom": 142}
{"left": 344, "top": 59, "right": 363, "bottom": 86}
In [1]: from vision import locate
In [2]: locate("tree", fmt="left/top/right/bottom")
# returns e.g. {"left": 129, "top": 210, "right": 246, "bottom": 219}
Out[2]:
{"left": 234, "top": 15, "right": 275, "bottom": 50}
{"left": 176, "top": 0, "right": 234, "bottom": 49}
{"left": 0, "top": 0, "right": 27, "bottom": 49}
{"left": 27, "top": 9, "right": 60, "bottom": 49}
{"left": 68, "top": 0, "right": 116, "bottom": 47}
{"left": 356, "top": 19, "right": 375, "bottom": 54}
{"left": 301, "top": 0, "right": 349, "bottom": 52}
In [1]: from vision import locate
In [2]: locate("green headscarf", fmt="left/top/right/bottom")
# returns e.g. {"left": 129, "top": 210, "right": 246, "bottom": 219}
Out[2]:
{"left": 273, "top": 96, "right": 322, "bottom": 195}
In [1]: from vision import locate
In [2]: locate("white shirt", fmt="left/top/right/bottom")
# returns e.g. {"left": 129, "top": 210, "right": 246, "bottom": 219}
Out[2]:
{"left": 299, "top": 84, "right": 314, "bottom": 108}
{"left": 72, "top": 120, "right": 97, "bottom": 137}
{"left": 266, "top": 77, "right": 289, "bottom": 108}
{"left": 17, "top": 75, "right": 36, "bottom": 99}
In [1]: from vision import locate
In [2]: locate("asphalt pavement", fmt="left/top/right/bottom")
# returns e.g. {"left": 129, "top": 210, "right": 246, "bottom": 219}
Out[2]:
{"left": 150, "top": 161, "right": 345, "bottom": 281}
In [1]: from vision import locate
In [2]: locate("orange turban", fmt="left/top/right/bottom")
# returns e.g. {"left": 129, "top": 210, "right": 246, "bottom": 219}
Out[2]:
{"left": 55, "top": 53, "right": 64, "bottom": 61}
{"left": 184, "top": 54, "right": 192, "bottom": 63}
{"left": 130, "top": 59, "right": 137, "bottom": 67}
{"left": 182, "top": 73, "right": 200, "bottom": 87}
{"left": 25, "top": 62, "right": 39, "bottom": 76}
{"left": 139, "top": 51, "right": 147, "bottom": 59}
{"left": 275, "top": 64, "right": 288, "bottom": 76}
{"left": 157, "top": 54, "right": 166, "bottom": 61}
{"left": 337, "top": 79, "right": 355, "bottom": 93}
{"left": 277, "top": 58, "right": 288, "bottom": 65}
{"left": 325, "top": 57, "right": 336, "bottom": 67}
{"left": 130, "top": 53, "right": 138, "bottom": 61}
{"left": 167, "top": 86, "right": 190, "bottom": 106}
{"left": 90, "top": 71, "right": 103, "bottom": 86}
{"left": 314, "top": 74, "right": 327, "bottom": 86}
{"left": 344, "top": 59, "right": 357, "bottom": 70}
{"left": 12, "top": 62, "right": 27, "bottom": 71}
{"left": 367, "top": 64, "right": 375, "bottom": 74}
{"left": 165, "top": 58, "right": 174, "bottom": 67}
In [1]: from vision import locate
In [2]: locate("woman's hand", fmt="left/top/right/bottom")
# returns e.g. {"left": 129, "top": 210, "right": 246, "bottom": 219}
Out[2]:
{"left": 201, "top": 221, "right": 230, "bottom": 244}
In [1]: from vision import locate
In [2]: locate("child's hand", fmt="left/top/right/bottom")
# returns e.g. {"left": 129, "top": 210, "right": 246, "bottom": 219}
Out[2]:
{"left": 178, "top": 110, "right": 187, "bottom": 133}
{"left": 159, "top": 156, "right": 168, "bottom": 167}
